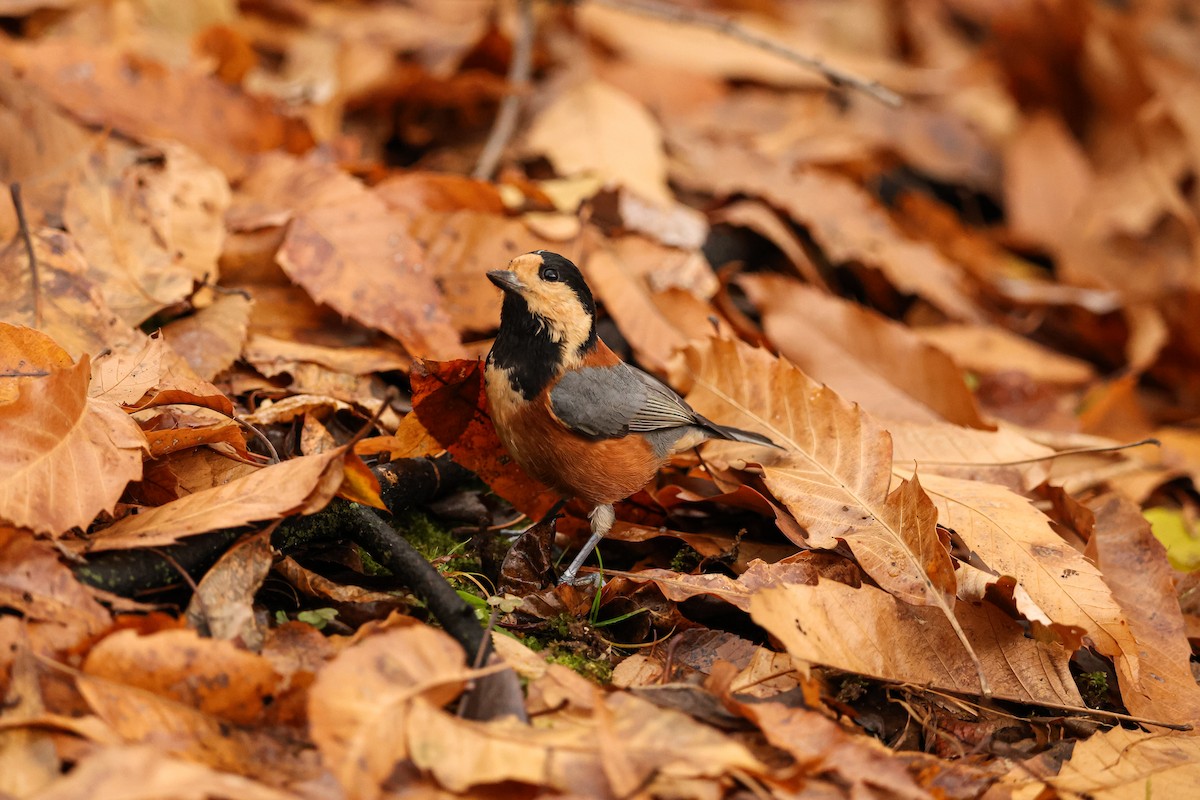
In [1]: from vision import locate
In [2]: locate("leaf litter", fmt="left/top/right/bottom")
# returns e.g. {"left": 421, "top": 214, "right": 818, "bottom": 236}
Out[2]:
{"left": 1, "top": 1, "right": 1199, "bottom": 798}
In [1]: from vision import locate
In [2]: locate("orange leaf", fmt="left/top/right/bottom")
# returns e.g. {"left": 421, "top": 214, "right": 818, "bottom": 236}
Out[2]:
{"left": 83, "top": 447, "right": 347, "bottom": 551}
{"left": 337, "top": 450, "right": 386, "bottom": 510}
{"left": 411, "top": 359, "right": 558, "bottom": 519}
{"left": 0, "top": 325, "right": 146, "bottom": 536}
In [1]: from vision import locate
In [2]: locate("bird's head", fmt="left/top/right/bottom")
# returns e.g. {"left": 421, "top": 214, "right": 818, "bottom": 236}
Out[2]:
{"left": 488, "top": 251, "right": 597, "bottom": 360}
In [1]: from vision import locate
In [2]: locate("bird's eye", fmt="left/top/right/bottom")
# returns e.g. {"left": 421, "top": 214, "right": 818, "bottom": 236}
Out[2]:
{"left": 541, "top": 267, "right": 559, "bottom": 282}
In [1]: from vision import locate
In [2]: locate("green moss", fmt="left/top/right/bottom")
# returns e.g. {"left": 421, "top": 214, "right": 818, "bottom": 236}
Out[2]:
{"left": 357, "top": 546, "right": 391, "bottom": 576}
{"left": 670, "top": 544, "right": 703, "bottom": 573}
{"left": 544, "top": 648, "right": 613, "bottom": 684}
{"left": 394, "top": 510, "right": 480, "bottom": 584}
{"left": 1078, "top": 671, "right": 1109, "bottom": 708}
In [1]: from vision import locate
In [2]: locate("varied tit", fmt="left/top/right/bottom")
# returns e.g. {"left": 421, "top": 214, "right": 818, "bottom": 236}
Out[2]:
{"left": 484, "top": 251, "right": 777, "bottom": 584}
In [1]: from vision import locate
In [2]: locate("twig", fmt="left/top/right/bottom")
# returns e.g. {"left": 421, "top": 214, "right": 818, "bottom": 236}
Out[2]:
{"left": 10, "top": 183, "right": 41, "bottom": 328}
{"left": 593, "top": 0, "right": 902, "bottom": 107}
{"left": 473, "top": 0, "right": 536, "bottom": 180}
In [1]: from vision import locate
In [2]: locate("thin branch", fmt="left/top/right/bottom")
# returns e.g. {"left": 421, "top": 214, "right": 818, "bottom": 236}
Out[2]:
{"left": 474, "top": 0, "right": 536, "bottom": 180}
{"left": 594, "top": 0, "right": 902, "bottom": 107}
{"left": 10, "top": 183, "right": 41, "bottom": 328}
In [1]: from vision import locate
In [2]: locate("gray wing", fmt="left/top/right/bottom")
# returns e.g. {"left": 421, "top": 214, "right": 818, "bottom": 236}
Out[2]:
{"left": 549, "top": 364, "right": 700, "bottom": 439}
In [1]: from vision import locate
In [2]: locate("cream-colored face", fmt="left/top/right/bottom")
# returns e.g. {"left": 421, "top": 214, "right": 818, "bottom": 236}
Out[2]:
{"left": 506, "top": 253, "right": 593, "bottom": 362}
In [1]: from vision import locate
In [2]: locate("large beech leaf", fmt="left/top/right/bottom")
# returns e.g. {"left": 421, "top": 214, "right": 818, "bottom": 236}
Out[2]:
{"left": 679, "top": 338, "right": 990, "bottom": 689}
{"left": 750, "top": 579, "right": 1081, "bottom": 705}
{"left": 909, "top": 472, "right": 1141, "bottom": 685}
{"left": 680, "top": 339, "right": 956, "bottom": 605}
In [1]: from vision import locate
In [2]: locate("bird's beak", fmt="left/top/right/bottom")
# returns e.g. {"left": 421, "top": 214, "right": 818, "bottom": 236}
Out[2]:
{"left": 487, "top": 269, "right": 525, "bottom": 294}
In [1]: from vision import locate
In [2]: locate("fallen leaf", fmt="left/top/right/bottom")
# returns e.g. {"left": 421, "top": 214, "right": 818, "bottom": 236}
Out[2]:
{"left": 29, "top": 744, "right": 296, "bottom": 800}
{"left": 184, "top": 530, "right": 275, "bottom": 646}
{"left": 0, "top": 528, "right": 110, "bottom": 654}
{"left": 1048, "top": 726, "right": 1200, "bottom": 798}
{"left": 159, "top": 292, "right": 253, "bottom": 380}
{"left": 910, "top": 473, "right": 1139, "bottom": 683}
{"left": 62, "top": 142, "right": 230, "bottom": 326}
{"left": 1004, "top": 112, "right": 1092, "bottom": 251}
{"left": 1087, "top": 495, "right": 1200, "bottom": 725}
{"left": 82, "top": 446, "right": 346, "bottom": 550}
{"left": 525, "top": 77, "right": 672, "bottom": 206}
{"left": 679, "top": 339, "right": 956, "bottom": 608}
{"left": 913, "top": 323, "right": 1096, "bottom": 385}
{"left": 0, "top": 229, "right": 141, "bottom": 360}
{"left": 237, "top": 153, "right": 464, "bottom": 360}
{"left": 89, "top": 333, "right": 232, "bottom": 414}
{"left": 0, "top": 325, "right": 146, "bottom": 536}
{"left": 750, "top": 579, "right": 1081, "bottom": 704}
{"left": 406, "top": 691, "right": 763, "bottom": 796}
{"left": 83, "top": 628, "right": 282, "bottom": 725}
{"left": 13, "top": 38, "right": 314, "bottom": 178}
{"left": 731, "top": 700, "right": 929, "bottom": 800}
{"left": 740, "top": 274, "right": 986, "bottom": 426}
{"left": 888, "top": 419, "right": 1055, "bottom": 491}
{"left": 308, "top": 625, "right": 470, "bottom": 800}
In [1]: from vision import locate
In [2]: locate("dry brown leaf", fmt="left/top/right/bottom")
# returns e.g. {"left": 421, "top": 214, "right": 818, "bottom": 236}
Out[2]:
{"left": 184, "top": 530, "right": 274, "bottom": 646}
{"left": 237, "top": 153, "right": 464, "bottom": 360}
{"left": 679, "top": 337, "right": 993, "bottom": 688}
{"left": 406, "top": 691, "right": 762, "bottom": 796}
{"left": 910, "top": 472, "right": 1139, "bottom": 684}
{"left": 0, "top": 229, "right": 141, "bottom": 360}
{"left": 308, "top": 625, "right": 470, "bottom": 800}
{"left": 579, "top": 3, "right": 903, "bottom": 92}
{"left": 82, "top": 446, "right": 346, "bottom": 551}
{"left": 607, "top": 559, "right": 822, "bottom": 612}
{"left": 89, "top": 333, "right": 232, "bottom": 415}
{"left": 83, "top": 628, "right": 282, "bottom": 725}
{"left": 0, "top": 325, "right": 146, "bottom": 536}
{"left": 731, "top": 701, "right": 929, "bottom": 800}
{"left": 12, "top": 38, "right": 313, "bottom": 178}
{"left": 741, "top": 274, "right": 986, "bottom": 426}
{"left": 888, "top": 420, "right": 1055, "bottom": 491}
{"left": 243, "top": 334, "right": 408, "bottom": 378}
{"left": 0, "top": 62, "right": 98, "bottom": 238}
{"left": 1087, "top": 495, "right": 1200, "bottom": 725}
{"left": 30, "top": 744, "right": 296, "bottom": 800}
{"left": 1048, "top": 726, "right": 1200, "bottom": 798}
{"left": 583, "top": 242, "right": 691, "bottom": 373}
{"left": 1004, "top": 112, "right": 1093, "bottom": 252}
{"left": 74, "top": 672, "right": 310, "bottom": 787}
{"left": 0, "top": 529, "right": 111, "bottom": 653}
{"left": 63, "top": 142, "right": 230, "bottom": 326}
{"left": 679, "top": 339, "right": 956, "bottom": 608}
{"left": 750, "top": 579, "right": 1081, "bottom": 704}
{"left": 525, "top": 77, "right": 671, "bottom": 206}
{"left": 765, "top": 169, "right": 982, "bottom": 321}
{"left": 403, "top": 209, "right": 562, "bottom": 336}
{"left": 159, "top": 292, "right": 253, "bottom": 380}
{"left": 913, "top": 323, "right": 1096, "bottom": 385}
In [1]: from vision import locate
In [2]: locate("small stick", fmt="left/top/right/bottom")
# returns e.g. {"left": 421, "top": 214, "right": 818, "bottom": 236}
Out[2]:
{"left": 10, "top": 183, "right": 41, "bottom": 329}
{"left": 474, "top": 0, "right": 536, "bottom": 180}
{"left": 594, "top": 0, "right": 902, "bottom": 107}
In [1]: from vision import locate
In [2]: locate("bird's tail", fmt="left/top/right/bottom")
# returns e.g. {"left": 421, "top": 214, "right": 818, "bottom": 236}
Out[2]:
{"left": 701, "top": 417, "right": 781, "bottom": 449}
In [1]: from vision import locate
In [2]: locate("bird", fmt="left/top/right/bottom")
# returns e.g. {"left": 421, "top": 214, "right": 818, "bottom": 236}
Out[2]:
{"left": 484, "top": 250, "right": 778, "bottom": 584}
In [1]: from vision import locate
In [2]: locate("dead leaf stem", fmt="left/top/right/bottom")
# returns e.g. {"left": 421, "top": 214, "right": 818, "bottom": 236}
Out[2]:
{"left": 473, "top": 0, "right": 535, "bottom": 180}
{"left": 10, "top": 182, "right": 41, "bottom": 328}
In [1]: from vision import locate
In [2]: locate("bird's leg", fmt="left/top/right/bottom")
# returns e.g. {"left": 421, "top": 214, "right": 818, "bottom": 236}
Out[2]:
{"left": 558, "top": 503, "right": 614, "bottom": 585}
